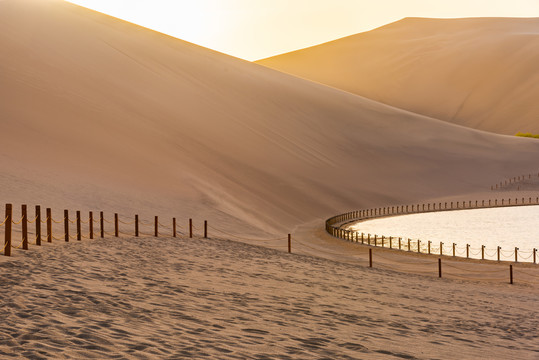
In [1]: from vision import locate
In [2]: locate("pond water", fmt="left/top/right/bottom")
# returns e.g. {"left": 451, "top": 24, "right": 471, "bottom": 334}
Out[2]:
{"left": 348, "top": 205, "right": 539, "bottom": 262}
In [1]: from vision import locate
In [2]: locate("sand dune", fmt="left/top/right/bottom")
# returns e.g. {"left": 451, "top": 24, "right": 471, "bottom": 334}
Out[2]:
{"left": 2, "top": 0, "right": 539, "bottom": 236}
{"left": 257, "top": 17, "right": 539, "bottom": 135}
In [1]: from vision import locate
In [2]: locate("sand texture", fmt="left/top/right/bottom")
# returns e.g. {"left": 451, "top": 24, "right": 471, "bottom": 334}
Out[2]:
{"left": 258, "top": 17, "right": 539, "bottom": 135}
{"left": 0, "top": 235, "right": 538, "bottom": 359}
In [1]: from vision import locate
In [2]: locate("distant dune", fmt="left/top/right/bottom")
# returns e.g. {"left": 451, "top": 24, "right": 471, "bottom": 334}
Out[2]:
{"left": 1, "top": 1, "right": 539, "bottom": 235}
{"left": 257, "top": 17, "right": 539, "bottom": 135}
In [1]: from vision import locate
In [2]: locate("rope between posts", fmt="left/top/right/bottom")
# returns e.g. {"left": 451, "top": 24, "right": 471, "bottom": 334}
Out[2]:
{"left": 27, "top": 215, "right": 39, "bottom": 224}
{"left": 119, "top": 219, "right": 136, "bottom": 225}
{"left": 11, "top": 216, "right": 24, "bottom": 225}
{"left": 518, "top": 252, "right": 534, "bottom": 260}
{"left": 51, "top": 217, "right": 64, "bottom": 224}
{"left": 52, "top": 234, "right": 65, "bottom": 241}
{"left": 11, "top": 238, "right": 25, "bottom": 249}
{"left": 0, "top": 216, "right": 8, "bottom": 227}
{"left": 469, "top": 248, "right": 482, "bottom": 256}
{"left": 485, "top": 249, "right": 498, "bottom": 258}
{"left": 208, "top": 225, "right": 286, "bottom": 242}
{"left": 2, "top": 240, "right": 9, "bottom": 252}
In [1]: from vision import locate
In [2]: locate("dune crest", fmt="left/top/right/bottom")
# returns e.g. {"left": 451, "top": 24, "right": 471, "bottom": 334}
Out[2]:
{"left": 257, "top": 17, "right": 539, "bottom": 135}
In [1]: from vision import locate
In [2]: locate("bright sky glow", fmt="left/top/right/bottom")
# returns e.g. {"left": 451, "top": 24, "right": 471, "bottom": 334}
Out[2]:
{"left": 65, "top": 0, "right": 539, "bottom": 61}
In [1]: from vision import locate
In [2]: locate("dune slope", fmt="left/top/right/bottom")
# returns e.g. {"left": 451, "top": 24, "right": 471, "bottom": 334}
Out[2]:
{"left": 1, "top": 1, "right": 539, "bottom": 235}
{"left": 257, "top": 17, "right": 539, "bottom": 135}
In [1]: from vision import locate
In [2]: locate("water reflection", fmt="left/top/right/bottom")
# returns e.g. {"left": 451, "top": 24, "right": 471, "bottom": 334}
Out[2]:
{"left": 348, "top": 205, "right": 539, "bottom": 262}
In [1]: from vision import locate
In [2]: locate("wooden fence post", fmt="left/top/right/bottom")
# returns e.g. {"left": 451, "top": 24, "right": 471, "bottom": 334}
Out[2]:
{"left": 173, "top": 217, "right": 176, "bottom": 237}
{"left": 100, "top": 211, "right": 104, "bottom": 238}
{"left": 114, "top": 213, "right": 119, "bottom": 237}
{"left": 510, "top": 265, "right": 513, "bottom": 285}
{"left": 438, "top": 258, "right": 442, "bottom": 278}
{"left": 288, "top": 234, "right": 291, "bottom": 253}
{"left": 515, "top": 247, "right": 518, "bottom": 263}
{"left": 64, "top": 210, "right": 69, "bottom": 242}
{"left": 534, "top": 248, "right": 537, "bottom": 264}
{"left": 440, "top": 242, "right": 443, "bottom": 256}
{"left": 369, "top": 248, "right": 373, "bottom": 268}
{"left": 5, "top": 204, "right": 12, "bottom": 256}
{"left": 417, "top": 240, "right": 421, "bottom": 253}
{"left": 77, "top": 211, "right": 81, "bottom": 240}
{"left": 428, "top": 241, "right": 431, "bottom": 255}
{"left": 89, "top": 211, "right": 93, "bottom": 239}
{"left": 204, "top": 220, "right": 207, "bottom": 239}
{"left": 497, "top": 246, "right": 501, "bottom": 261}
{"left": 46, "top": 208, "right": 52, "bottom": 243}
{"left": 154, "top": 216, "right": 158, "bottom": 237}
{"left": 35, "top": 205, "right": 41, "bottom": 246}
{"left": 135, "top": 215, "right": 139, "bottom": 237}
{"left": 189, "top": 218, "right": 193, "bottom": 238}
{"left": 481, "top": 245, "right": 485, "bottom": 260}
{"left": 22, "top": 205, "right": 28, "bottom": 250}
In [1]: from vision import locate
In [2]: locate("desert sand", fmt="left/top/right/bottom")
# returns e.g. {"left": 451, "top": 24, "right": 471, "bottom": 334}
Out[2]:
{"left": 258, "top": 17, "right": 539, "bottom": 135}
{"left": 1, "top": 231, "right": 538, "bottom": 359}
{"left": 1, "top": 0, "right": 538, "bottom": 358}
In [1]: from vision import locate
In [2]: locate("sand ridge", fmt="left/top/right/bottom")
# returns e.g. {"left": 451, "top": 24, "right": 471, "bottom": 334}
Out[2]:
{"left": 257, "top": 17, "right": 539, "bottom": 135}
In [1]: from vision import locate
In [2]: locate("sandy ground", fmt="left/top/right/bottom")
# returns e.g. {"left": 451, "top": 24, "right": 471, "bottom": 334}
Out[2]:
{"left": 0, "top": 234, "right": 538, "bottom": 360}
{"left": 257, "top": 17, "right": 539, "bottom": 135}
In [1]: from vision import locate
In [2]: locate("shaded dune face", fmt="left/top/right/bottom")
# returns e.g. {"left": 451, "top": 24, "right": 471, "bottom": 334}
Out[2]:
{"left": 257, "top": 17, "right": 539, "bottom": 135}
{"left": 1, "top": 1, "right": 539, "bottom": 234}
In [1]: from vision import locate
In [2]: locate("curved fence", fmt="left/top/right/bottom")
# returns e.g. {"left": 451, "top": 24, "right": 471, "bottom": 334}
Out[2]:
{"left": 490, "top": 171, "right": 539, "bottom": 191}
{"left": 326, "top": 197, "right": 539, "bottom": 264}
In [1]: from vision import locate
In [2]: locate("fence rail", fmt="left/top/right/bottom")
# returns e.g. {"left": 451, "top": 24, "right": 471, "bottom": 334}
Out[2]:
{"left": 326, "top": 197, "right": 539, "bottom": 265}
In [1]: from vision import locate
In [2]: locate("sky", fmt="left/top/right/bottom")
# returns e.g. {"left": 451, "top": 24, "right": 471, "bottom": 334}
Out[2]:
{"left": 65, "top": 0, "right": 539, "bottom": 61}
